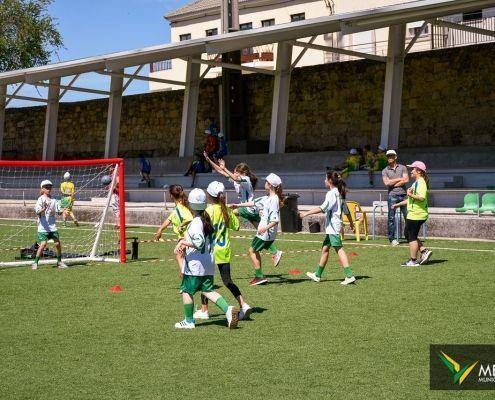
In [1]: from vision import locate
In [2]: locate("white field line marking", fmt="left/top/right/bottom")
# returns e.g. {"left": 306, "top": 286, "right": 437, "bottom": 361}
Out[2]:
{"left": 1, "top": 222, "right": 493, "bottom": 254}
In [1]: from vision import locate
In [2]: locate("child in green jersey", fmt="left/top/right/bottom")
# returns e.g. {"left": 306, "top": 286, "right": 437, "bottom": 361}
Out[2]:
{"left": 193, "top": 181, "right": 253, "bottom": 321}
{"left": 299, "top": 171, "right": 356, "bottom": 285}
{"left": 392, "top": 161, "right": 432, "bottom": 267}
{"left": 232, "top": 173, "right": 284, "bottom": 286}
{"left": 156, "top": 185, "right": 193, "bottom": 276}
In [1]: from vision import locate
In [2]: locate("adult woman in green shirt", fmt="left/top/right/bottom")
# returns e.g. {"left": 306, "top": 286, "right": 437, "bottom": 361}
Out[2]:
{"left": 392, "top": 161, "right": 433, "bottom": 267}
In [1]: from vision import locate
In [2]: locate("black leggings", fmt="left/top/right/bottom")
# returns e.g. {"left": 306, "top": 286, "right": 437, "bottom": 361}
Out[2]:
{"left": 201, "top": 263, "right": 242, "bottom": 305}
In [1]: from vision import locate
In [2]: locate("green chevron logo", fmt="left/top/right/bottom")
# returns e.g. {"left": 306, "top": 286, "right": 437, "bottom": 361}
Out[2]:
{"left": 438, "top": 351, "right": 479, "bottom": 385}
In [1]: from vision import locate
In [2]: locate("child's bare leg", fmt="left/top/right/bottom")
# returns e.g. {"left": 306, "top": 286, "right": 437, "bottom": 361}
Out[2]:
{"left": 202, "top": 291, "right": 230, "bottom": 314}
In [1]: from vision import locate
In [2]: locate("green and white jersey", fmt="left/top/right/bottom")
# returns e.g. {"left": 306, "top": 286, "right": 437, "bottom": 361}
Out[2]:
{"left": 254, "top": 195, "right": 280, "bottom": 241}
{"left": 207, "top": 204, "right": 240, "bottom": 264}
{"left": 183, "top": 217, "right": 215, "bottom": 276}
{"left": 230, "top": 175, "right": 257, "bottom": 214}
{"left": 320, "top": 188, "right": 342, "bottom": 235}
{"left": 35, "top": 195, "right": 61, "bottom": 233}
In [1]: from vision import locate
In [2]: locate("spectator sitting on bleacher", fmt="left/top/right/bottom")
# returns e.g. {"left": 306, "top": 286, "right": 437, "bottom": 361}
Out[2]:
{"left": 335, "top": 148, "right": 362, "bottom": 178}
{"left": 374, "top": 145, "right": 388, "bottom": 171}
{"left": 204, "top": 129, "right": 219, "bottom": 170}
{"left": 184, "top": 152, "right": 206, "bottom": 188}
{"left": 213, "top": 132, "right": 228, "bottom": 162}
{"left": 139, "top": 155, "right": 152, "bottom": 188}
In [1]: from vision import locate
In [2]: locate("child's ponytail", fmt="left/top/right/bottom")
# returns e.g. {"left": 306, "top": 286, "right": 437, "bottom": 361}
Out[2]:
{"left": 198, "top": 210, "right": 213, "bottom": 237}
{"left": 217, "top": 192, "right": 231, "bottom": 226}
{"left": 275, "top": 185, "right": 285, "bottom": 207}
{"left": 235, "top": 163, "right": 258, "bottom": 189}
{"left": 420, "top": 170, "right": 430, "bottom": 189}
{"left": 326, "top": 170, "right": 348, "bottom": 197}
{"left": 169, "top": 184, "right": 189, "bottom": 208}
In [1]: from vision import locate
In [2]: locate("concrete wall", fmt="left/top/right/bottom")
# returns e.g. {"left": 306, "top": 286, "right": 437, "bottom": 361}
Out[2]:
{"left": 3, "top": 43, "right": 495, "bottom": 160}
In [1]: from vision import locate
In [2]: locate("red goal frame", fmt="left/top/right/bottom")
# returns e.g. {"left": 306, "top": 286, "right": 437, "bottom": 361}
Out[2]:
{"left": 0, "top": 158, "right": 126, "bottom": 263}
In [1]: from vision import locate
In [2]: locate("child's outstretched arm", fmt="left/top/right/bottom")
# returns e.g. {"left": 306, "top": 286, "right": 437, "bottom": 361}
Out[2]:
{"left": 299, "top": 206, "right": 323, "bottom": 219}
{"left": 155, "top": 219, "right": 171, "bottom": 239}
{"left": 230, "top": 201, "right": 255, "bottom": 209}
{"left": 203, "top": 152, "right": 230, "bottom": 178}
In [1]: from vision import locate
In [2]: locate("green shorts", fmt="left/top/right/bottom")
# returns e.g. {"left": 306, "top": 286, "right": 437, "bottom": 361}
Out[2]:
{"left": 238, "top": 207, "right": 261, "bottom": 223}
{"left": 60, "top": 196, "right": 73, "bottom": 210}
{"left": 37, "top": 231, "right": 60, "bottom": 244}
{"left": 251, "top": 236, "right": 274, "bottom": 252}
{"left": 180, "top": 275, "right": 214, "bottom": 295}
{"left": 322, "top": 234, "right": 342, "bottom": 248}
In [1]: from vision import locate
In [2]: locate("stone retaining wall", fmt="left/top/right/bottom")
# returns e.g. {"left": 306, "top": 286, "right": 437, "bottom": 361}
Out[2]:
{"left": 4, "top": 43, "right": 495, "bottom": 159}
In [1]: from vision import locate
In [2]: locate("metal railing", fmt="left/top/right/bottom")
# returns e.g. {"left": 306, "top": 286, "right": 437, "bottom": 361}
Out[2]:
{"left": 432, "top": 16, "right": 495, "bottom": 49}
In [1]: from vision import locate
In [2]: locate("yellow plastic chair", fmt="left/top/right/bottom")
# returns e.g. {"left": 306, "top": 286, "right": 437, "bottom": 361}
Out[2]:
{"left": 341, "top": 200, "right": 369, "bottom": 242}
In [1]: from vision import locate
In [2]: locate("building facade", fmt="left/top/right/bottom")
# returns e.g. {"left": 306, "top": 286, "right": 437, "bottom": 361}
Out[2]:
{"left": 149, "top": 0, "right": 495, "bottom": 91}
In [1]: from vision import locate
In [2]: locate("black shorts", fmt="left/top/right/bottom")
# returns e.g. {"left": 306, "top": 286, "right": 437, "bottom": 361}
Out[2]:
{"left": 405, "top": 219, "right": 426, "bottom": 242}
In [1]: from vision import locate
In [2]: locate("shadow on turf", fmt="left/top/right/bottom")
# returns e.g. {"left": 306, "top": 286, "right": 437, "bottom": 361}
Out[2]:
{"left": 198, "top": 307, "right": 268, "bottom": 327}
{"left": 258, "top": 274, "right": 371, "bottom": 285}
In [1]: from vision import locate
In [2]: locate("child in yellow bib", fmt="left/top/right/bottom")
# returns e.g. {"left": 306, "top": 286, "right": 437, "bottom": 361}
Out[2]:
{"left": 156, "top": 185, "right": 193, "bottom": 276}
{"left": 60, "top": 172, "right": 79, "bottom": 227}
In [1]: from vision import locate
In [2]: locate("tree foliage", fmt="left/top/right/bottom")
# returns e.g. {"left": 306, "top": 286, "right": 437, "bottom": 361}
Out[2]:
{"left": 0, "top": 0, "right": 63, "bottom": 72}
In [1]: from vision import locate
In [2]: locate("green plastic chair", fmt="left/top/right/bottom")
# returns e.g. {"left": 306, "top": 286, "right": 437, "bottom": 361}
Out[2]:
{"left": 455, "top": 193, "right": 479, "bottom": 213}
{"left": 479, "top": 193, "right": 495, "bottom": 213}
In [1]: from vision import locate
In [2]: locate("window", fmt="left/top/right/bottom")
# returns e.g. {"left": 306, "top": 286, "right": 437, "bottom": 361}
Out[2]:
{"left": 239, "top": 22, "right": 253, "bottom": 30}
{"left": 206, "top": 28, "right": 218, "bottom": 37}
{"left": 408, "top": 25, "right": 429, "bottom": 37}
{"left": 151, "top": 60, "right": 172, "bottom": 72}
{"left": 291, "top": 13, "right": 305, "bottom": 22}
{"left": 262, "top": 19, "right": 275, "bottom": 27}
{"left": 179, "top": 33, "right": 191, "bottom": 41}
{"left": 462, "top": 10, "right": 482, "bottom": 21}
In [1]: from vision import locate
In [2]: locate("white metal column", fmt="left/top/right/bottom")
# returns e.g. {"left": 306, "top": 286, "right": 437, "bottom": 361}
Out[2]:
{"left": 42, "top": 77, "right": 61, "bottom": 160}
{"left": 269, "top": 42, "right": 293, "bottom": 154}
{"left": 380, "top": 24, "right": 406, "bottom": 150}
{"left": 0, "top": 84, "right": 6, "bottom": 159}
{"left": 179, "top": 56, "right": 201, "bottom": 158}
{"left": 104, "top": 69, "right": 124, "bottom": 158}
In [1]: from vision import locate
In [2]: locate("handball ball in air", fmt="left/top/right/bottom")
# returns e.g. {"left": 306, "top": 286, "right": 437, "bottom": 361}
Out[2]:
{"left": 101, "top": 175, "right": 112, "bottom": 186}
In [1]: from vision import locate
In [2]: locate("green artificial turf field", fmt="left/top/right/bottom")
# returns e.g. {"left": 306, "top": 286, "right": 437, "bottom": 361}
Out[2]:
{"left": 1, "top": 223, "right": 494, "bottom": 400}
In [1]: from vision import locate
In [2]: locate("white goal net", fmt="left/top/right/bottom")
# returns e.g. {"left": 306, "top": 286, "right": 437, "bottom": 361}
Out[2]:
{"left": 0, "top": 159, "right": 126, "bottom": 268}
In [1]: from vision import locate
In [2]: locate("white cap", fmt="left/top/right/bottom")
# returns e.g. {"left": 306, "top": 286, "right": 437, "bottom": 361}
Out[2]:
{"left": 265, "top": 173, "right": 282, "bottom": 188}
{"left": 349, "top": 148, "right": 358, "bottom": 155}
{"left": 40, "top": 180, "right": 53, "bottom": 188}
{"left": 63, "top": 172, "right": 71, "bottom": 180}
{"left": 218, "top": 132, "right": 224, "bottom": 138}
{"left": 207, "top": 181, "right": 225, "bottom": 197}
{"left": 386, "top": 149, "right": 397, "bottom": 156}
{"left": 378, "top": 144, "right": 386, "bottom": 151}
{"left": 188, "top": 188, "right": 207, "bottom": 210}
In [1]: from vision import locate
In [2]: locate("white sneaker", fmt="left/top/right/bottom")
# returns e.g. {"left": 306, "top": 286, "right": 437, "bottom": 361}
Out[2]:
{"left": 226, "top": 306, "right": 239, "bottom": 329}
{"left": 401, "top": 259, "right": 419, "bottom": 267}
{"left": 341, "top": 276, "right": 356, "bottom": 285}
{"left": 174, "top": 319, "right": 195, "bottom": 329}
{"left": 306, "top": 272, "right": 321, "bottom": 282}
{"left": 239, "top": 303, "right": 253, "bottom": 321}
{"left": 391, "top": 239, "right": 399, "bottom": 246}
{"left": 272, "top": 250, "right": 283, "bottom": 267}
{"left": 419, "top": 249, "right": 432, "bottom": 265}
{"left": 57, "top": 261, "right": 68, "bottom": 269}
{"left": 31, "top": 263, "right": 38, "bottom": 270}
{"left": 193, "top": 309, "right": 210, "bottom": 320}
